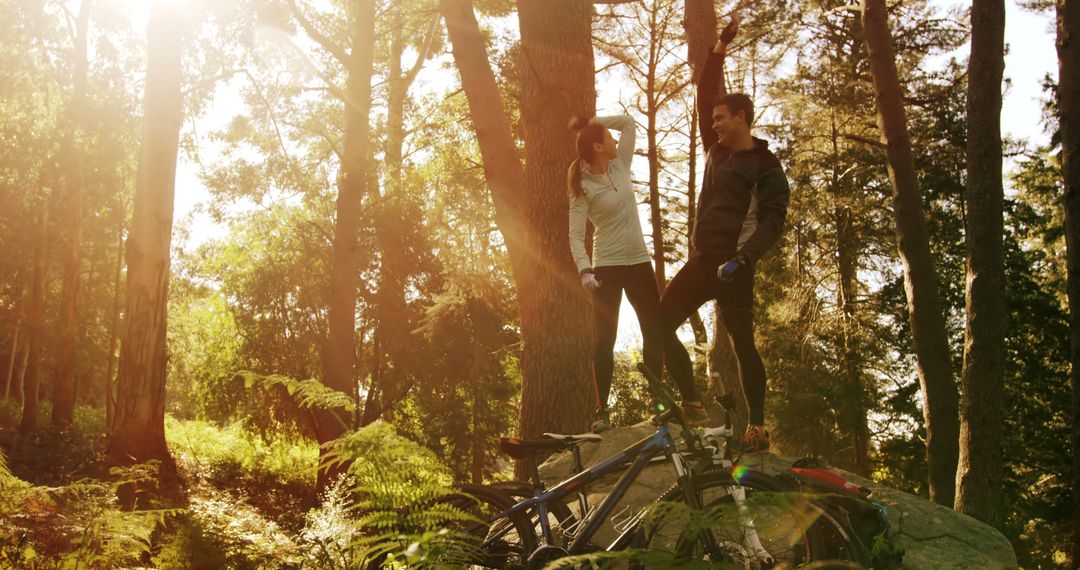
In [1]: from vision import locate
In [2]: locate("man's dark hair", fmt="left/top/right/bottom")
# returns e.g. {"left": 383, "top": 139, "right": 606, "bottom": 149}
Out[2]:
{"left": 716, "top": 93, "right": 754, "bottom": 126}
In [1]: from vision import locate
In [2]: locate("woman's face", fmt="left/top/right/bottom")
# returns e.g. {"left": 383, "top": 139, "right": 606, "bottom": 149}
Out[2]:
{"left": 593, "top": 129, "right": 618, "bottom": 161}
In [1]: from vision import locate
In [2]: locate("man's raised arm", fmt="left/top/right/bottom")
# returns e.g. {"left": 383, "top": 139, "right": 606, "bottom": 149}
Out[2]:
{"left": 697, "top": 16, "right": 738, "bottom": 152}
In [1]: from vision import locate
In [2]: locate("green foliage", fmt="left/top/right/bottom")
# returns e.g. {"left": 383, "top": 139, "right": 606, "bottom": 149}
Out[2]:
{"left": 404, "top": 275, "right": 520, "bottom": 485}
{"left": 608, "top": 350, "right": 654, "bottom": 427}
{"left": 870, "top": 530, "right": 905, "bottom": 570}
{"left": 166, "top": 284, "right": 244, "bottom": 420}
{"left": 321, "top": 421, "right": 483, "bottom": 568}
{"left": 165, "top": 416, "right": 318, "bottom": 491}
{"left": 0, "top": 454, "right": 176, "bottom": 570}
{"left": 0, "top": 403, "right": 107, "bottom": 486}
{"left": 151, "top": 515, "right": 231, "bottom": 570}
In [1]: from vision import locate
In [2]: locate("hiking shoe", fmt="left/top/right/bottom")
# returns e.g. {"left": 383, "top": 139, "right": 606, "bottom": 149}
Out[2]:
{"left": 591, "top": 408, "right": 611, "bottom": 433}
{"left": 681, "top": 401, "right": 713, "bottom": 426}
{"left": 737, "top": 424, "right": 771, "bottom": 454}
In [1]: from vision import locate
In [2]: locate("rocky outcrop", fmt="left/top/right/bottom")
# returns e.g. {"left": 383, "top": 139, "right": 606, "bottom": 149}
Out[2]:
{"left": 537, "top": 421, "right": 1018, "bottom": 569}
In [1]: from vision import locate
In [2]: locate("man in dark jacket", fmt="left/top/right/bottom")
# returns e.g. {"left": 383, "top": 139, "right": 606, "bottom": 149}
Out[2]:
{"left": 660, "top": 15, "right": 790, "bottom": 454}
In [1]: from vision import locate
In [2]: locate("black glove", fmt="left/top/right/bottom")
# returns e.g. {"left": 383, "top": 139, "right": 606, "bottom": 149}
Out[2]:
{"left": 717, "top": 258, "right": 742, "bottom": 282}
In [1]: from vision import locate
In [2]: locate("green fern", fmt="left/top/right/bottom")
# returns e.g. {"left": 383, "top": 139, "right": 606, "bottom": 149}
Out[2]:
{"left": 231, "top": 370, "right": 356, "bottom": 434}
{"left": 0, "top": 454, "right": 179, "bottom": 570}
{"left": 317, "top": 421, "right": 484, "bottom": 568}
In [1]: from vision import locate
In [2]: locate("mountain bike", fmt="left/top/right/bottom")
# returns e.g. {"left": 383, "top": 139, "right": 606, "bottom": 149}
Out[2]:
{"left": 451, "top": 363, "right": 864, "bottom": 569}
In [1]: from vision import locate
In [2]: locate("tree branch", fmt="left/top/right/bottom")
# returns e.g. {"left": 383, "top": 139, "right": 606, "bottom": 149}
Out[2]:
{"left": 288, "top": 0, "right": 350, "bottom": 68}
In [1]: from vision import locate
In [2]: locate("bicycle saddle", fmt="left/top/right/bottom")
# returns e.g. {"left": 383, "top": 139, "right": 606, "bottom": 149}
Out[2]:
{"left": 497, "top": 433, "right": 602, "bottom": 460}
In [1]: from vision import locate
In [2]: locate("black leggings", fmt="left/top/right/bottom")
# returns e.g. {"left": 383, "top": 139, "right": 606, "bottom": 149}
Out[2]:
{"left": 592, "top": 263, "right": 663, "bottom": 411}
{"left": 660, "top": 252, "right": 767, "bottom": 425}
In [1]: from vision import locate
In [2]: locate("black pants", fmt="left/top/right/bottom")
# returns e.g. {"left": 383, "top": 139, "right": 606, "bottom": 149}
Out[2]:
{"left": 592, "top": 263, "right": 663, "bottom": 411}
{"left": 660, "top": 252, "right": 767, "bottom": 425}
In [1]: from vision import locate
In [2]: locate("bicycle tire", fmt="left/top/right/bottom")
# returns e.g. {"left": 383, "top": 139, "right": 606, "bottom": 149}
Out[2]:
{"left": 438, "top": 484, "right": 538, "bottom": 569}
{"left": 627, "top": 469, "right": 867, "bottom": 568}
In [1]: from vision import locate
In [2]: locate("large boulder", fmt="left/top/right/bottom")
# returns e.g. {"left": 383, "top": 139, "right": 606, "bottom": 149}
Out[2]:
{"left": 538, "top": 421, "right": 1017, "bottom": 569}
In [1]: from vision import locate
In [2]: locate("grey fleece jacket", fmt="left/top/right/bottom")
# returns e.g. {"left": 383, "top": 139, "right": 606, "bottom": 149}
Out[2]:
{"left": 568, "top": 115, "right": 651, "bottom": 274}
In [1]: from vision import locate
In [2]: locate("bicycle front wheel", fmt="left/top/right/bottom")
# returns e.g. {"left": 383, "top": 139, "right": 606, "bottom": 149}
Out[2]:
{"left": 630, "top": 469, "right": 862, "bottom": 568}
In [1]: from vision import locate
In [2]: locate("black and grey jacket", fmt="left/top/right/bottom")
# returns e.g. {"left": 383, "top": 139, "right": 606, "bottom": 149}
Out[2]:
{"left": 693, "top": 52, "right": 790, "bottom": 264}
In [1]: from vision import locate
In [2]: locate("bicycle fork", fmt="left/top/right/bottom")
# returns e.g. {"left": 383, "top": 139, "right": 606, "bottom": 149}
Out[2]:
{"left": 725, "top": 484, "right": 775, "bottom": 565}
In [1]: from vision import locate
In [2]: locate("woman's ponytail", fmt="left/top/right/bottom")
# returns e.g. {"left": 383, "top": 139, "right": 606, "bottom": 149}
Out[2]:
{"left": 567, "top": 158, "right": 584, "bottom": 199}
{"left": 567, "top": 115, "right": 602, "bottom": 199}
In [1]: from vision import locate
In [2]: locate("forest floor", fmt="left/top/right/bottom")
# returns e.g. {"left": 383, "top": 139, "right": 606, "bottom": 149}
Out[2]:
{"left": 0, "top": 401, "right": 334, "bottom": 568}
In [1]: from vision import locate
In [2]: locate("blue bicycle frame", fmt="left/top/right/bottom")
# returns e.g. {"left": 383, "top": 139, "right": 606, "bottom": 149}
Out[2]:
{"left": 490, "top": 420, "right": 706, "bottom": 555}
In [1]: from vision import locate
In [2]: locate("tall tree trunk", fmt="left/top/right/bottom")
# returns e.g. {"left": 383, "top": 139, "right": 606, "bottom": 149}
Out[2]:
{"left": 108, "top": 2, "right": 183, "bottom": 466}
{"left": 1054, "top": 0, "right": 1080, "bottom": 562}
{"left": 317, "top": 0, "right": 377, "bottom": 491}
{"left": 2, "top": 300, "right": 23, "bottom": 401}
{"left": 515, "top": 0, "right": 595, "bottom": 439}
{"left": 861, "top": 0, "right": 960, "bottom": 507}
{"left": 13, "top": 329, "right": 29, "bottom": 405}
{"left": 373, "top": 5, "right": 435, "bottom": 424}
{"left": 468, "top": 298, "right": 489, "bottom": 486}
{"left": 683, "top": 0, "right": 716, "bottom": 86}
{"left": 645, "top": 6, "right": 665, "bottom": 286}
{"left": 710, "top": 315, "right": 748, "bottom": 434}
{"left": 442, "top": 0, "right": 593, "bottom": 441}
{"left": 105, "top": 207, "right": 124, "bottom": 433}
{"left": 955, "top": 0, "right": 1006, "bottom": 524}
{"left": 831, "top": 114, "right": 871, "bottom": 476}
{"left": 19, "top": 208, "right": 50, "bottom": 435}
{"left": 53, "top": 0, "right": 93, "bottom": 428}
{"left": 836, "top": 206, "right": 871, "bottom": 475}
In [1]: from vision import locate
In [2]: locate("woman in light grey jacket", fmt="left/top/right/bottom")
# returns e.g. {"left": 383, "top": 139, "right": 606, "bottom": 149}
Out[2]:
{"left": 568, "top": 115, "right": 705, "bottom": 431}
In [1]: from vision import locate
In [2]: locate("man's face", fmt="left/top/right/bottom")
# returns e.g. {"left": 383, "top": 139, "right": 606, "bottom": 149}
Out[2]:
{"left": 712, "top": 104, "right": 747, "bottom": 145}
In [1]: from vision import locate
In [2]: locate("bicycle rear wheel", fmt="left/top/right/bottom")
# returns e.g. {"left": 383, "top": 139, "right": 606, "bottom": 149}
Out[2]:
{"left": 439, "top": 484, "right": 537, "bottom": 569}
{"left": 629, "top": 469, "right": 864, "bottom": 568}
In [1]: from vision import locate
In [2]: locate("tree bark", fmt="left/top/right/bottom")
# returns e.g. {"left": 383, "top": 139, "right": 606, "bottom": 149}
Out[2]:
{"left": 710, "top": 313, "right": 748, "bottom": 435}
{"left": 19, "top": 208, "right": 50, "bottom": 435}
{"left": 13, "top": 329, "right": 29, "bottom": 405}
{"left": 1054, "top": 0, "right": 1080, "bottom": 562}
{"left": 318, "top": 0, "right": 377, "bottom": 491}
{"left": 861, "top": 0, "right": 960, "bottom": 507}
{"left": 105, "top": 205, "right": 124, "bottom": 433}
{"left": 108, "top": 2, "right": 183, "bottom": 466}
{"left": 515, "top": 0, "right": 596, "bottom": 439}
{"left": 644, "top": 5, "right": 665, "bottom": 286}
{"left": 955, "top": 0, "right": 1006, "bottom": 524}
{"left": 2, "top": 300, "right": 23, "bottom": 401}
{"left": 53, "top": 0, "right": 93, "bottom": 428}
{"left": 683, "top": 0, "right": 716, "bottom": 86}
